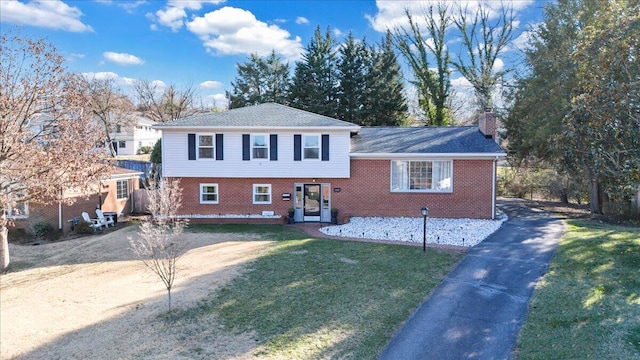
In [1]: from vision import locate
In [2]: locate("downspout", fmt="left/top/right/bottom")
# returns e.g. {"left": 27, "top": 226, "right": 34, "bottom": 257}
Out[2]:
{"left": 130, "top": 178, "right": 134, "bottom": 214}
{"left": 58, "top": 200, "right": 62, "bottom": 230}
{"left": 492, "top": 156, "right": 498, "bottom": 220}
{"left": 58, "top": 186, "right": 63, "bottom": 231}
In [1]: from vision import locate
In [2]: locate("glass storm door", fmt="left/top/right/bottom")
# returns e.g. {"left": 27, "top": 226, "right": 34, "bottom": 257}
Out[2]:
{"left": 303, "top": 184, "right": 321, "bottom": 221}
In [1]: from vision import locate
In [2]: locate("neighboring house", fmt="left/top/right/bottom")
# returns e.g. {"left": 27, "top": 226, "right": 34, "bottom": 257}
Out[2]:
{"left": 110, "top": 115, "right": 161, "bottom": 156}
{"left": 9, "top": 167, "right": 142, "bottom": 233}
{"left": 156, "top": 103, "right": 506, "bottom": 223}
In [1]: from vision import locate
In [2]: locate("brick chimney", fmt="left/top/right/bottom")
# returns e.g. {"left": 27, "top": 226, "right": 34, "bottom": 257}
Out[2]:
{"left": 478, "top": 108, "right": 496, "bottom": 139}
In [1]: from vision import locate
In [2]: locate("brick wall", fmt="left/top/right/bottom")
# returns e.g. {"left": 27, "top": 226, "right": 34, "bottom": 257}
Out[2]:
{"left": 9, "top": 177, "right": 140, "bottom": 234}
{"left": 170, "top": 157, "right": 496, "bottom": 222}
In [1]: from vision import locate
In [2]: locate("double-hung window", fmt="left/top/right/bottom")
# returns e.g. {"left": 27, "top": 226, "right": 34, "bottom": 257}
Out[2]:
{"left": 116, "top": 180, "right": 129, "bottom": 200}
{"left": 253, "top": 184, "right": 271, "bottom": 204}
{"left": 252, "top": 134, "right": 268, "bottom": 159}
{"left": 303, "top": 135, "right": 320, "bottom": 160}
{"left": 391, "top": 160, "right": 452, "bottom": 192}
{"left": 198, "top": 134, "right": 215, "bottom": 159}
{"left": 200, "top": 183, "right": 219, "bottom": 204}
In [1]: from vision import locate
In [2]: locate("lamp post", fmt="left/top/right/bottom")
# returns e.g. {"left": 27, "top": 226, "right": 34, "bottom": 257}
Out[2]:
{"left": 421, "top": 207, "right": 428, "bottom": 252}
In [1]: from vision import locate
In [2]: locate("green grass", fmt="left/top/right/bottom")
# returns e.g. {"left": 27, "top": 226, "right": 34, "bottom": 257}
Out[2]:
{"left": 175, "top": 225, "right": 464, "bottom": 359}
{"left": 515, "top": 220, "right": 640, "bottom": 359}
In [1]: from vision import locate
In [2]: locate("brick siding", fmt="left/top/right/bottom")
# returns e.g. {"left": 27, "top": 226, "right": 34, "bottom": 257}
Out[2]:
{"left": 170, "top": 158, "right": 496, "bottom": 223}
{"left": 9, "top": 177, "right": 140, "bottom": 234}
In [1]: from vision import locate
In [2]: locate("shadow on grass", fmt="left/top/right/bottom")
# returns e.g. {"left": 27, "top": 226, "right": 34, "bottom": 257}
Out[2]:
{"left": 7, "top": 225, "right": 462, "bottom": 359}
{"left": 515, "top": 220, "right": 640, "bottom": 359}
{"left": 173, "top": 239, "right": 464, "bottom": 359}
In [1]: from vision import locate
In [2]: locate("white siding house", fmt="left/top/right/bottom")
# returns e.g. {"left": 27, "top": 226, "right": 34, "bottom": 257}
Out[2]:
{"left": 111, "top": 115, "right": 161, "bottom": 156}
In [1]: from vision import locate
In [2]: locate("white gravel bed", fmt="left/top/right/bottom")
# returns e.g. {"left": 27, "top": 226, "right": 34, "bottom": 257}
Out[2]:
{"left": 319, "top": 214, "right": 507, "bottom": 247}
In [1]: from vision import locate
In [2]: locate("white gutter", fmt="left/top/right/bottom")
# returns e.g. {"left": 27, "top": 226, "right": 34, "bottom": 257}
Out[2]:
{"left": 154, "top": 125, "right": 361, "bottom": 132}
{"left": 350, "top": 152, "right": 507, "bottom": 160}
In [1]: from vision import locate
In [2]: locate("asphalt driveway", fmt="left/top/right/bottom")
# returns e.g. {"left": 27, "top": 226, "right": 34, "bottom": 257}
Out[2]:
{"left": 378, "top": 200, "right": 566, "bottom": 360}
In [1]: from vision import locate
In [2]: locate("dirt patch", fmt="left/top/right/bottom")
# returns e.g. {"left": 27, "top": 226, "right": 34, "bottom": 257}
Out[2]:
{"left": 1, "top": 226, "right": 275, "bottom": 359}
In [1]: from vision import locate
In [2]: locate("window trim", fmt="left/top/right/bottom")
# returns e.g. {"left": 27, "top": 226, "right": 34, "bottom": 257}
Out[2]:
{"left": 200, "top": 183, "right": 219, "bottom": 204}
{"left": 7, "top": 202, "right": 29, "bottom": 219}
{"left": 390, "top": 160, "right": 453, "bottom": 193}
{"left": 197, "top": 133, "right": 216, "bottom": 160}
{"left": 116, "top": 180, "right": 129, "bottom": 200}
{"left": 252, "top": 184, "right": 272, "bottom": 204}
{"left": 251, "top": 133, "right": 269, "bottom": 160}
{"left": 302, "top": 134, "right": 320, "bottom": 161}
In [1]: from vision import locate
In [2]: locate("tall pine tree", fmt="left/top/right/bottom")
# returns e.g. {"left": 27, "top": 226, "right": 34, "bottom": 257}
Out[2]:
{"left": 289, "top": 26, "right": 339, "bottom": 117}
{"left": 227, "top": 51, "right": 290, "bottom": 109}
{"left": 364, "top": 31, "right": 408, "bottom": 126}
{"left": 336, "top": 33, "right": 369, "bottom": 123}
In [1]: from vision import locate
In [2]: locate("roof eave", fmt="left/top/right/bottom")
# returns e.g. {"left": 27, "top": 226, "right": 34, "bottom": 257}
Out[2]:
{"left": 155, "top": 125, "right": 361, "bottom": 132}
{"left": 349, "top": 152, "right": 507, "bottom": 159}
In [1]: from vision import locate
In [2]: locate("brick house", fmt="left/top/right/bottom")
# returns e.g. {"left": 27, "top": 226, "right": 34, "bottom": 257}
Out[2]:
{"left": 156, "top": 103, "right": 506, "bottom": 224}
{"left": 9, "top": 167, "right": 142, "bottom": 233}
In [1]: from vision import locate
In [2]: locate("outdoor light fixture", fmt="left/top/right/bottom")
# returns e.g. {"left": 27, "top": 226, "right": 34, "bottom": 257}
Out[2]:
{"left": 421, "top": 206, "right": 428, "bottom": 252}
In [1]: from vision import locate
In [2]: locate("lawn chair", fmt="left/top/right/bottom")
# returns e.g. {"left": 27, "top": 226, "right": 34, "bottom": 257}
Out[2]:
{"left": 81, "top": 212, "right": 103, "bottom": 231}
{"left": 96, "top": 209, "right": 115, "bottom": 228}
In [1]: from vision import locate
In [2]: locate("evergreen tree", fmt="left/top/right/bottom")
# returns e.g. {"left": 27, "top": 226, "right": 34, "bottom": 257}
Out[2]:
{"left": 289, "top": 26, "right": 339, "bottom": 117}
{"left": 364, "top": 31, "right": 408, "bottom": 126}
{"left": 336, "top": 33, "right": 369, "bottom": 123}
{"left": 504, "top": 0, "right": 639, "bottom": 214}
{"left": 227, "top": 51, "right": 290, "bottom": 109}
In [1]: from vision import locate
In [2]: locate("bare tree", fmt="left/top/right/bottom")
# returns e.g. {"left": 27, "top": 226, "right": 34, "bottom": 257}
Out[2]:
{"left": 129, "top": 178, "right": 187, "bottom": 310}
{"left": 134, "top": 80, "right": 199, "bottom": 122}
{"left": 85, "top": 76, "right": 136, "bottom": 156}
{"left": 394, "top": 4, "right": 453, "bottom": 126}
{"left": 452, "top": 1, "right": 514, "bottom": 111}
{"left": 0, "top": 30, "right": 112, "bottom": 270}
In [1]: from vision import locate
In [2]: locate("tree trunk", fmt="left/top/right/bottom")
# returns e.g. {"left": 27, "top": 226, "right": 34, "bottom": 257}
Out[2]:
{"left": 589, "top": 176, "right": 603, "bottom": 214}
{"left": 1, "top": 224, "right": 10, "bottom": 270}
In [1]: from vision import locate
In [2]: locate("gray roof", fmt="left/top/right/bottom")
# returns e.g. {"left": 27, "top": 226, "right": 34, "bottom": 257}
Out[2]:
{"left": 156, "top": 103, "right": 360, "bottom": 129}
{"left": 351, "top": 126, "right": 505, "bottom": 154}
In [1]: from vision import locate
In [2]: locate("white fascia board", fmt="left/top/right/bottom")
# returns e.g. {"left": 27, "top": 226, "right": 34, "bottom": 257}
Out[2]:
{"left": 107, "top": 172, "right": 144, "bottom": 181}
{"left": 154, "top": 125, "right": 360, "bottom": 132}
{"left": 349, "top": 152, "right": 507, "bottom": 160}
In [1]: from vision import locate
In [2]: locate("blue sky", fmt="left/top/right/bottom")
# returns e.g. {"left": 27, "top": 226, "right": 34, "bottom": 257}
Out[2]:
{"left": 1, "top": 0, "right": 543, "bottom": 110}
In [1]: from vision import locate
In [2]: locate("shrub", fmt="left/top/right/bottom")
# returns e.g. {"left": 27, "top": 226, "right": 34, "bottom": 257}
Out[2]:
{"left": 150, "top": 139, "right": 161, "bottom": 164}
{"left": 33, "top": 221, "right": 55, "bottom": 239}
{"left": 138, "top": 146, "right": 153, "bottom": 155}
{"left": 603, "top": 201, "right": 639, "bottom": 221}
{"left": 74, "top": 221, "right": 96, "bottom": 235}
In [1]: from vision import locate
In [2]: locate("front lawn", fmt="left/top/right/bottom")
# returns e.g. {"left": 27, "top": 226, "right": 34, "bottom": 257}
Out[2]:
{"left": 177, "top": 224, "right": 464, "bottom": 359}
{"left": 515, "top": 220, "right": 640, "bottom": 359}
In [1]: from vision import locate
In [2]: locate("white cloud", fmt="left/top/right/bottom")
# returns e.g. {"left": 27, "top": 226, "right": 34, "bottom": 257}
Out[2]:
{"left": 68, "top": 53, "right": 85, "bottom": 62}
{"left": 295, "top": 16, "right": 309, "bottom": 24}
{"left": 186, "top": 6, "right": 303, "bottom": 60}
{"left": 152, "top": 0, "right": 224, "bottom": 31}
{"left": 451, "top": 76, "right": 472, "bottom": 88}
{"left": 366, "top": 0, "right": 535, "bottom": 33}
{"left": 199, "top": 80, "right": 223, "bottom": 89}
{"left": 150, "top": 80, "right": 167, "bottom": 88}
{"left": 206, "top": 93, "right": 229, "bottom": 109}
{"left": 492, "top": 58, "right": 504, "bottom": 72}
{"left": 97, "top": 0, "right": 146, "bottom": 13}
{"left": 155, "top": 6, "right": 187, "bottom": 32}
{"left": 103, "top": 52, "right": 144, "bottom": 65}
{"left": 82, "top": 71, "right": 120, "bottom": 81}
{"left": 333, "top": 28, "right": 342, "bottom": 37}
{"left": 0, "top": 0, "right": 93, "bottom": 32}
